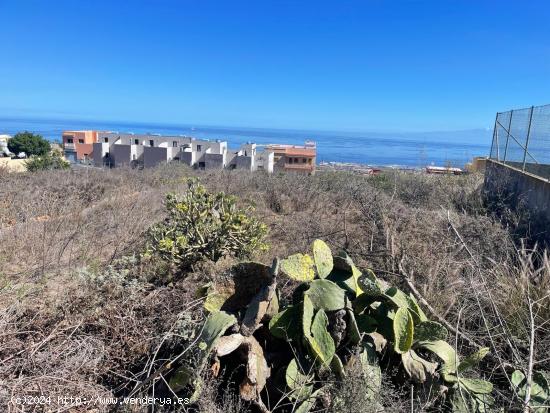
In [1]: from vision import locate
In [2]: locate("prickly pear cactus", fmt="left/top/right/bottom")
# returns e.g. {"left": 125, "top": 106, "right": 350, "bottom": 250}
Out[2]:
{"left": 177, "top": 239, "right": 494, "bottom": 413}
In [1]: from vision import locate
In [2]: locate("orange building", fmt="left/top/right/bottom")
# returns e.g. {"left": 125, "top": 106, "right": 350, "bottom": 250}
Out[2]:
{"left": 62, "top": 130, "right": 100, "bottom": 162}
{"left": 266, "top": 141, "right": 316, "bottom": 174}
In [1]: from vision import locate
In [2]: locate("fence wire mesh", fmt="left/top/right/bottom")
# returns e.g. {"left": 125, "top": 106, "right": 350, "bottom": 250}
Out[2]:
{"left": 490, "top": 103, "right": 550, "bottom": 180}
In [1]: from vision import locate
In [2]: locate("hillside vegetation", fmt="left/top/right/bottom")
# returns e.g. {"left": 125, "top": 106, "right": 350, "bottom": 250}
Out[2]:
{"left": 0, "top": 165, "right": 548, "bottom": 412}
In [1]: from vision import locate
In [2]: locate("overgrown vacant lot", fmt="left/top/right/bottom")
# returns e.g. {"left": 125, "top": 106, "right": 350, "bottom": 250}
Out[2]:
{"left": 0, "top": 165, "right": 548, "bottom": 412}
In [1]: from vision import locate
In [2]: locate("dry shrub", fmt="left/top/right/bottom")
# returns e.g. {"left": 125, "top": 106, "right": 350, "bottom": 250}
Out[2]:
{"left": 490, "top": 249, "right": 550, "bottom": 367}
{"left": 368, "top": 171, "right": 486, "bottom": 213}
{"left": 330, "top": 366, "right": 408, "bottom": 413}
{"left": 0, "top": 258, "right": 202, "bottom": 412}
{"left": 192, "top": 370, "right": 251, "bottom": 413}
{"left": 0, "top": 162, "right": 10, "bottom": 179}
{"left": 0, "top": 168, "right": 166, "bottom": 279}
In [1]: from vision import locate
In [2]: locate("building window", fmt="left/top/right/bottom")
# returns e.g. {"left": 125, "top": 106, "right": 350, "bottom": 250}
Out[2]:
{"left": 308, "top": 158, "right": 312, "bottom": 164}
{"left": 78, "top": 139, "right": 84, "bottom": 144}
{"left": 302, "top": 158, "right": 306, "bottom": 163}
{"left": 149, "top": 140, "right": 154, "bottom": 147}
{"left": 134, "top": 139, "right": 139, "bottom": 145}
{"left": 197, "top": 144, "right": 202, "bottom": 152}
{"left": 173, "top": 141, "right": 178, "bottom": 147}
{"left": 289, "top": 158, "right": 293, "bottom": 164}
{"left": 67, "top": 138, "right": 73, "bottom": 144}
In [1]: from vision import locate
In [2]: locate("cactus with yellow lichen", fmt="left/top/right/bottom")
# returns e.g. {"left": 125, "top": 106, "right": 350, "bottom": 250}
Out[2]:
{"left": 147, "top": 178, "right": 268, "bottom": 269}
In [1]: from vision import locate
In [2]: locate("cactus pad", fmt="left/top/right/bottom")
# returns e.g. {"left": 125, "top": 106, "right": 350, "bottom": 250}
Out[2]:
{"left": 415, "top": 321, "right": 448, "bottom": 342}
{"left": 305, "top": 307, "right": 336, "bottom": 365}
{"left": 312, "top": 239, "right": 333, "bottom": 278}
{"left": 393, "top": 307, "right": 414, "bottom": 354}
{"left": 305, "top": 279, "right": 346, "bottom": 311}
{"left": 281, "top": 253, "right": 315, "bottom": 281}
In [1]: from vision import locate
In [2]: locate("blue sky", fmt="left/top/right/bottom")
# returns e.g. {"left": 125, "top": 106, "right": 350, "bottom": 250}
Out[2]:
{"left": 1, "top": 0, "right": 549, "bottom": 132}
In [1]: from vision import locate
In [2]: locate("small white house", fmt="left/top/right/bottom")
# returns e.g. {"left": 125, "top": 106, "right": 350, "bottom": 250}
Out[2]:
{"left": 0, "top": 134, "right": 12, "bottom": 156}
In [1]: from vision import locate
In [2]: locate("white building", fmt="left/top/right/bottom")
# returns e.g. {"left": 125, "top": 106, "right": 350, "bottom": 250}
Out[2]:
{"left": 92, "top": 132, "right": 274, "bottom": 172}
{"left": 0, "top": 134, "right": 12, "bottom": 156}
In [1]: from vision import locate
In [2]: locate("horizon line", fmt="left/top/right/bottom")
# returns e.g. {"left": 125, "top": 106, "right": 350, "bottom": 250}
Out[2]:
{"left": 0, "top": 114, "right": 493, "bottom": 137}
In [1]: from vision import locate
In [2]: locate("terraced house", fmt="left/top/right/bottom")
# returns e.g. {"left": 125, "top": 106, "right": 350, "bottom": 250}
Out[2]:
{"left": 91, "top": 132, "right": 277, "bottom": 172}
{"left": 62, "top": 130, "right": 316, "bottom": 174}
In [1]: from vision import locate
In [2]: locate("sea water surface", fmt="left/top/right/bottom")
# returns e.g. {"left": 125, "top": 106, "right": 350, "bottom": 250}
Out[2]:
{"left": 0, "top": 117, "right": 492, "bottom": 167}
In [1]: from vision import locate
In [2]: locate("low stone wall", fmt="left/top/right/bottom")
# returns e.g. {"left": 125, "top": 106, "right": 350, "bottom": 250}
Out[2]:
{"left": 484, "top": 159, "right": 550, "bottom": 244}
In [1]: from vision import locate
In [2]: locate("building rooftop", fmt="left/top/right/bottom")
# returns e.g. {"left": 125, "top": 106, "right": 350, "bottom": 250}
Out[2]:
{"left": 266, "top": 143, "right": 316, "bottom": 149}
{"left": 63, "top": 130, "right": 100, "bottom": 133}
{"left": 265, "top": 144, "right": 316, "bottom": 156}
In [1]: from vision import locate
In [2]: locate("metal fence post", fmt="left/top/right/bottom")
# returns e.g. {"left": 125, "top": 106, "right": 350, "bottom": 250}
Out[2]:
{"left": 503, "top": 110, "right": 513, "bottom": 163}
{"left": 522, "top": 106, "right": 534, "bottom": 171}
{"left": 491, "top": 114, "right": 499, "bottom": 160}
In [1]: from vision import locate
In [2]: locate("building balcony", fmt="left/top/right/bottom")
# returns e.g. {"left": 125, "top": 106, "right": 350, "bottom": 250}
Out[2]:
{"left": 284, "top": 163, "right": 315, "bottom": 171}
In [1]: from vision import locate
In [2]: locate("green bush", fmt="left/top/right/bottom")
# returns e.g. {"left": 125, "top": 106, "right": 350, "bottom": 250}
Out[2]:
{"left": 8, "top": 131, "right": 51, "bottom": 156}
{"left": 148, "top": 179, "right": 268, "bottom": 269}
{"left": 25, "top": 152, "right": 70, "bottom": 172}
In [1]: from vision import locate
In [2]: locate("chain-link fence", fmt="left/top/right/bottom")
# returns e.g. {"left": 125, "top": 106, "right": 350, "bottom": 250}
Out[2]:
{"left": 490, "top": 103, "right": 550, "bottom": 180}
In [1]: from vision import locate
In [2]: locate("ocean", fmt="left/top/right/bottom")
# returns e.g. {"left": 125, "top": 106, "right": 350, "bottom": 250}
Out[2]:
{"left": 0, "top": 117, "right": 492, "bottom": 167}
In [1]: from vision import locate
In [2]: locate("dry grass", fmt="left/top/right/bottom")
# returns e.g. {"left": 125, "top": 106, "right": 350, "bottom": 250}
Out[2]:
{"left": 0, "top": 164, "right": 547, "bottom": 411}
{"left": 0, "top": 158, "right": 27, "bottom": 173}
